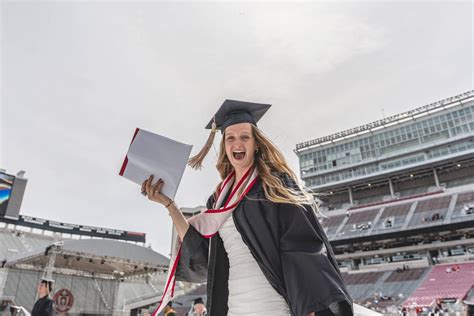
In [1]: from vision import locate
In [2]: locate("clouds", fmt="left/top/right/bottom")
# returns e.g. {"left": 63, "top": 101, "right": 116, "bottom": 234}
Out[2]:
{"left": 250, "top": 4, "right": 386, "bottom": 74}
{"left": 2, "top": 1, "right": 471, "bottom": 255}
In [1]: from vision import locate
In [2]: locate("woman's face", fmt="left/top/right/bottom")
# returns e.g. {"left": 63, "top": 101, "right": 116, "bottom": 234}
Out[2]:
{"left": 224, "top": 122, "right": 257, "bottom": 173}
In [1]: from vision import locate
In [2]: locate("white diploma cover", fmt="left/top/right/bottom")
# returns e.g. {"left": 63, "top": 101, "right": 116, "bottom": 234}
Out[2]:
{"left": 119, "top": 128, "right": 192, "bottom": 200}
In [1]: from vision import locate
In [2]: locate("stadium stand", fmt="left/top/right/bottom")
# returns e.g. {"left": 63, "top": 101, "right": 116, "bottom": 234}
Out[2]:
{"left": 338, "top": 208, "right": 379, "bottom": 237}
{"left": 344, "top": 268, "right": 430, "bottom": 309}
{"left": 297, "top": 91, "right": 474, "bottom": 315}
{"left": 403, "top": 262, "right": 474, "bottom": 308}
{"left": 372, "top": 203, "right": 412, "bottom": 232}
{"left": 321, "top": 213, "right": 346, "bottom": 236}
{"left": 407, "top": 196, "right": 451, "bottom": 227}
{"left": 0, "top": 225, "right": 169, "bottom": 315}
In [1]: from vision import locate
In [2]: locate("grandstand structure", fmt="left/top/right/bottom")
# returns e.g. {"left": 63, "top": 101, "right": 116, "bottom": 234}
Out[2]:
{"left": 295, "top": 91, "right": 474, "bottom": 314}
{"left": 0, "top": 173, "right": 170, "bottom": 316}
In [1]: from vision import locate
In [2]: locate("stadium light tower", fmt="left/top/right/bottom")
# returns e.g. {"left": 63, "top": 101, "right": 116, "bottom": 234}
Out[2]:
{"left": 43, "top": 242, "right": 63, "bottom": 281}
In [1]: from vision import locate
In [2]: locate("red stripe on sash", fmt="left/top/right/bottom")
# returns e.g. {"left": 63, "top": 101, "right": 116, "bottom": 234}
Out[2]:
{"left": 217, "top": 171, "right": 235, "bottom": 197}
{"left": 151, "top": 248, "right": 182, "bottom": 316}
{"left": 224, "top": 167, "right": 253, "bottom": 207}
{"left": 205, "top": 176, "right": 258, "bottom": 214}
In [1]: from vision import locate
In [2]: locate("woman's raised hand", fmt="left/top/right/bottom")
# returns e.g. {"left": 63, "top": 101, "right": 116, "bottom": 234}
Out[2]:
{"left": 141, "top": 175, "right": 173, "bottom": 206}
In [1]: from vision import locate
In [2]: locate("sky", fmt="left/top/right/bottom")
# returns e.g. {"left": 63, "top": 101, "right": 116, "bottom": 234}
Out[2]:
{"left": 1, "top": 1, "right": 472, "bottom": 256}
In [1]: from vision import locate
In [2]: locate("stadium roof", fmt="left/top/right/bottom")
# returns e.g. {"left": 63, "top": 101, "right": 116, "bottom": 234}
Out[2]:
{"left": 295, "top": 90, "right": 474, "bottom": 152}
{"left": 5, "top": 239, "right": 169, "bottom": 278}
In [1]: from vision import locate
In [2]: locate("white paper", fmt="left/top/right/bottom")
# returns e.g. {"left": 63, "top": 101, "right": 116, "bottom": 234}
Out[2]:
{"left": 120, "top": 128, "right": 192, "bottom": 200}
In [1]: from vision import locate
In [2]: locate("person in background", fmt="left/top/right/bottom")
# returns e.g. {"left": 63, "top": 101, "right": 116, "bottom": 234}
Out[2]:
{"left": 31, "top": 277, "right": 54, "bottom": 316}
{"left": 164, "top": 301, "right": 177, "bottom": 316}
{"left": 191, "top": 297, "right": 207, "bottom": 316}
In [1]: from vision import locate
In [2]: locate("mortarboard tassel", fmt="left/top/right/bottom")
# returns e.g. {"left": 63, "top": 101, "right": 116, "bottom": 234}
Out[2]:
{"left": 188, "top": 117, "right": 217, "bottom": 170}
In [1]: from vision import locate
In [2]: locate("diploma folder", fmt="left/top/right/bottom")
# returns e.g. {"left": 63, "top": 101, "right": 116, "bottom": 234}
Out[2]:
{"left": 119, "top": 128, "right": 192, "bottom": 200}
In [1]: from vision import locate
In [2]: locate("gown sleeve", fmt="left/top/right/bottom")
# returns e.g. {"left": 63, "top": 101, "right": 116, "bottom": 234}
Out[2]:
{"left": 175, "top": 195, "right": 214, "bottom": 283}
{"left": 277, "top": 174, "right": 353, "bottom": 316}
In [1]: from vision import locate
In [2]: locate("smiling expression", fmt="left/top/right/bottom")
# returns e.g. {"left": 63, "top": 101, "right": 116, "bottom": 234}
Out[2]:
{"left": 224, "top": 123, "right": 257, "bottom": 173}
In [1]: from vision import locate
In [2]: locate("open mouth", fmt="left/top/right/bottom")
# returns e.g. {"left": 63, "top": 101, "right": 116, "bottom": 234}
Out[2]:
{"left": 233, "top": 151, "right": 246, "bottom": 161}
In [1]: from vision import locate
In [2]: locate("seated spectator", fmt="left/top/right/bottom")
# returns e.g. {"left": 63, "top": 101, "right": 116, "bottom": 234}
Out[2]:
{"left": 401, "top": 307, "right": 407, "bottom": 316}
{"left": 380, "top": 295, "right": 392, "bottom": 301}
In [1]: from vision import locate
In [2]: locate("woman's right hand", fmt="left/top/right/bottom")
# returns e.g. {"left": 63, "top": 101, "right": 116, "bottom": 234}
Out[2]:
{"left": 142, "top": 175, "right": 189, "bottom": 241}
{"left": 141, "top": 175, "right": 173, "bottom": 207}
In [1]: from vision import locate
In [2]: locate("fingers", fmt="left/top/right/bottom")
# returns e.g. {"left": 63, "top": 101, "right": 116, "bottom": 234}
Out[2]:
{"left": 142, "top": 176, "right": 166, "bottom": 202}
{"left": 145, "top": 175, "right": 153, "bottom": 197}
{"left": 141, "top": 180, "right": 147, "bottom": 196}
{"left": 152, "top": 178, "right": 164, "bottom": 196}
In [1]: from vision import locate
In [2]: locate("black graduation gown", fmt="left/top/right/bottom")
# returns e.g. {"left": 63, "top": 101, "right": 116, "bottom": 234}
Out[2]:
{"left": 31, "top": 296, "right": 54, "bottom": 316}
{"left": 175, "top": 174, "right": 353, "bottom": 316}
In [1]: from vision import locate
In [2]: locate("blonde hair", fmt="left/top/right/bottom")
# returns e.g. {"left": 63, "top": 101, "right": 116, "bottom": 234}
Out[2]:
{"left": 215, "top": 124, "right": 318, "bottom": 211}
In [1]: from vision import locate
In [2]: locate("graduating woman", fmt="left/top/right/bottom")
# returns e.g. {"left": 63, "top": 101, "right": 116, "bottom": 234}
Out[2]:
{"left": 142, "top": 100, "right": 353, "bottom": 316}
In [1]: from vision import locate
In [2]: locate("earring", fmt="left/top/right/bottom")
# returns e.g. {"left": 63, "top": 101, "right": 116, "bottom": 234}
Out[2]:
{"left": 255, "top": 148, "right": 259, "bottom": 154}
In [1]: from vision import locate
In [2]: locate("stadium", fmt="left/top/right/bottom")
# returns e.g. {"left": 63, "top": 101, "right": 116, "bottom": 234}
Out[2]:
{"left": 296, "top": 90, "right": 474, "bottom": 315}
{"left": 1, "top": 91, "right": 474, "bottom": 316}
{"left": 0, "top": 172, "right": 171, "bottom": 315}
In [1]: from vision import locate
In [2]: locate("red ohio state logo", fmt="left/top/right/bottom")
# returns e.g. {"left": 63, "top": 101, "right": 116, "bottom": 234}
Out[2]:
{"left": 53, "top": 288, "right": 74, "bottom": 313}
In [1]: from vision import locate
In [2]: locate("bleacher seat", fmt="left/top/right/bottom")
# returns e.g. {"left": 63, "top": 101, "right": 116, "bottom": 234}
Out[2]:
{"left": 373, "top": 203, "right": 412, "bottom": 232}
{"left": 344, "top": 268, "right": 430, "bottom": 309}
{"left": 338, "top": 208, "right": 379, "bottom": 236}
{"left": 321, "top": 214, "right": 346, "bottom": 237}
{"left": 452, "top": 191, "right": 474, "bottom": 218}
{"left": 403, "top": 262, "right": 474, "bottom": 307}
{"left": 408, "top": 196, "right": 451, "bottom": 227}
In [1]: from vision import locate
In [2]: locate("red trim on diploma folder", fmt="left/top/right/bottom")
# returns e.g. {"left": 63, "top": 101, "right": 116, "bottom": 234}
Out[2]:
{"left": 119, "top": 128, "right": 140, "bottom": 176}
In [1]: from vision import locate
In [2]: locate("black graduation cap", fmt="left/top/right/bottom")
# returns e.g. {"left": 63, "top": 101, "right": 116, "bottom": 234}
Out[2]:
{"left": 192, "top": 297, "right": 205, "bottom": 305}
{"left": 40, "top": 277, "right": 55, "bottom": 284}
{"left": 188, "top": 99, "right": 271, "bottom": 170}
{"left": 166, "top": 301, "right": 183, "bottom": 307}
{"left": 205, "top": 99, "right": 271, "bottom": 132}
{"left": 40, "top": 277, "right": 55, "bottom": 291}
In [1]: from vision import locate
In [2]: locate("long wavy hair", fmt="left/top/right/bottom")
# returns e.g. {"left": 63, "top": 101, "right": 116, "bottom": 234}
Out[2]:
{"left": 215, "top": 124, "right": 318, "bottom": 210}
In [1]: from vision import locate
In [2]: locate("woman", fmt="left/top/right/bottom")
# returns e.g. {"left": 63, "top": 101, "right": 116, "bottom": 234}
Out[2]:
{"left": 142, "top": 100, "right": 353, "bottom": 316}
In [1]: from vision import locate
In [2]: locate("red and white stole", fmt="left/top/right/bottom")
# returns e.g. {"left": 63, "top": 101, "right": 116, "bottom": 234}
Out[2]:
{"left": 152, "top": 167, "right": 259, "bottom": 315}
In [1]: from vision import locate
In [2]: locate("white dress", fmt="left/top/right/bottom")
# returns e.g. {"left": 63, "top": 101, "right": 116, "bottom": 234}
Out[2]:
{"left": 218, "top": 215, "right": 291, "bottom": 316}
